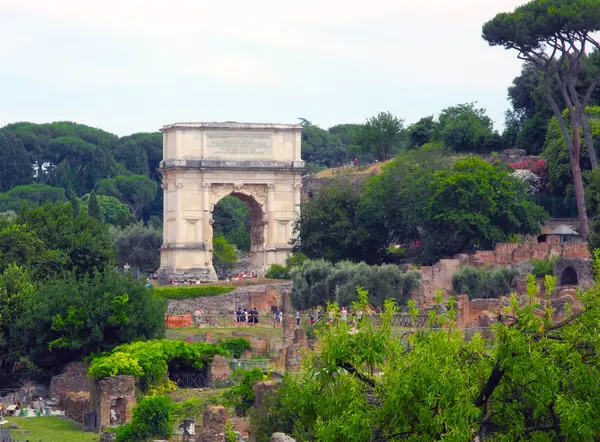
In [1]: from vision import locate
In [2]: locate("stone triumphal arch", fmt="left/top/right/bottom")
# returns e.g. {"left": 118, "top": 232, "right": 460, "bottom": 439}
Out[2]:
{"left": 158, "top": 122, "right": 304, "bottom": 283}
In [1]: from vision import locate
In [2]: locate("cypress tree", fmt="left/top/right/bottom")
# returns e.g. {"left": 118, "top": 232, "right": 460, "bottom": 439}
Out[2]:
{"left": 88, "top": 190, "right": 101, "bottom": 221}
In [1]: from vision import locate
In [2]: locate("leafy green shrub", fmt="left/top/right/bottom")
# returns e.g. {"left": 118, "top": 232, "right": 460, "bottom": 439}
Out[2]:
{"left": 226, "top": 421, "right": 238, "bottom": 442}
{"left": 89, "top": 339, "right": 229, "bottom": 391}
{"left": 285, "top": 252, "right": 308, "bottom": 269}
{"left": 220, "top": 338, "right": 252, "bottom": 358}
{"left": 291, "top": 259, "right": 421, "bottom": 309}
{"left": 116, "top": 395, "right": 174, "bottom": 442}
{"left": 452, "top": 266, "right": 518, "bottom": 300}
{"left": 222, "top": 369, "right": 267, "bottom": 415}
{"left": 531, "top": 257, "right": 558, "bottom": 278}
{"left": 265, "top": 264, "right": 291, "bottom": 280}
{"left": 153, "top": 285, "right": 236, "bottom": 299}
{"left": 13, "top": 270, "right": 166, "bottom": 377}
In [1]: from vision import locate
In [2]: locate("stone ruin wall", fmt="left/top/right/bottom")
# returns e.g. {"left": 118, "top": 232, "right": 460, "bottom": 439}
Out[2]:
{"left": 167, "top": 283, "right": 290, "bottom": 316}
{"left": 416, "top": 241, "right": 591, "bottom": 329}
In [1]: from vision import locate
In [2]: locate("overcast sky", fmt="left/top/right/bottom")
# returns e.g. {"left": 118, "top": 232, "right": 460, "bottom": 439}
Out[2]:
{"left": 0, "top": 0, "right": 525, "bottom": 136}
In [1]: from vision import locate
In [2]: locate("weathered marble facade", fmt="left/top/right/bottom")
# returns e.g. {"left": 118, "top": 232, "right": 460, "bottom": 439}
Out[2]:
{"left": 158, "top": 122, "right": 304, "bottom": 283}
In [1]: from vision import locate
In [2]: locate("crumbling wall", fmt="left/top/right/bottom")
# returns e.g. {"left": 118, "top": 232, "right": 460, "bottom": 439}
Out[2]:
{"left": 93, "top": 375, "right": 136, "bottom": 428}
{"left": 207, "top": 355, "right": 232, "bottom": 384}
{"left": 49, "top": 361, "right": 90, "bottom": 402}
{"left": 199, "top": 406, "right": 227, "bottom": 442}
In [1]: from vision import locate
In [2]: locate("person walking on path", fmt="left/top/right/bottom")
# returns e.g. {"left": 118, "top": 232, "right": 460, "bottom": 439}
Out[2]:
{"left": 296, "top": 310, "right": 301, "bottom": 326}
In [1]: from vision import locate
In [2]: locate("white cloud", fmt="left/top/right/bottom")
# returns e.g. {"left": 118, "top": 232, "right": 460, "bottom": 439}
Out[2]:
{"left": 0, "top": 0, "right": 529, "bottom": 131}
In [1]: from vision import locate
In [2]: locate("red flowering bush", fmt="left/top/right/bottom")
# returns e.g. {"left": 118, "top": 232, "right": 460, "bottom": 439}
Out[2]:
{"left": 509, "top": 159, "right": 548, "bottom": 190}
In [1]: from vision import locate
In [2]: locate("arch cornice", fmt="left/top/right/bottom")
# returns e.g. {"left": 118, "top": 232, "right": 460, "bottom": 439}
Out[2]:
{"left": 208, "top": 183, "right": 269, "bottom": 211}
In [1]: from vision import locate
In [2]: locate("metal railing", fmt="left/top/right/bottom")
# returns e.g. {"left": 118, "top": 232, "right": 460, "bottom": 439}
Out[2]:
{"left": 529, "top": 195, "right": 578, "bottom": 219}
{"left": 166, "top": 312, "right": 460, "bottom": 330}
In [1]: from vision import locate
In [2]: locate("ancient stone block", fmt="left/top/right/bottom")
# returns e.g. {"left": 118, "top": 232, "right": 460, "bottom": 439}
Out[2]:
{"left": 49, "top": 361, "right": 90, "bottom": 402}
{"left": 207, "top": 355, "right": 232, "bottom": 384}
{"left": 199, "top": 406, "right": 227, "bottom": 442}
{"left": 271, "top": 433, "right": 296, "bottom": 442}
{"left": 253, "top": 380, "right": 279, "bottom": 413}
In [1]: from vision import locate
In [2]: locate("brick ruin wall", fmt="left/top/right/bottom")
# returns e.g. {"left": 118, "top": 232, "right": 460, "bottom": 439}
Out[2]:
{"left": 49, "top": 361, "right": 92, "bottom": 423}
{"left": 417, "top": 241, "right": 591, "bottom": 329}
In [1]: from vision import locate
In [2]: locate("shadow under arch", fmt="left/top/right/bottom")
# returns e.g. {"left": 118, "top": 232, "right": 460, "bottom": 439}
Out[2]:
{"left": 560, "top": 266, "right": 578, "bottom": 286}
{"left": 210, "top": 189, "right": 267, "bottom": 273}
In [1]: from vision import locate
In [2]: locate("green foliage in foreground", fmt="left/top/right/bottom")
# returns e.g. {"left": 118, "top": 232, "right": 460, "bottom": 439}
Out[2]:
{"left": 114, "top": 394, "right": 204, "bottom": 442}
{"left": 291, "top": 259, "right": 420, "bottom": 309}
{"left": 222, "top": 369, "right": 267, "bottom": 415}
{"left": 451, "top": 266, "right": 518, "bottom": 299}
{"left": 255, "top": 268, "right": 600, "bottom": 440}
{"left": 153, "top": 285, "right": 236, "bottom": 299}
{"left": 89, "top": 339, "right": 229, "bottom": 392}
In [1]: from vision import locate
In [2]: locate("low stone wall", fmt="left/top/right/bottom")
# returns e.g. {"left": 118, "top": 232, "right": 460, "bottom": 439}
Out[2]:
{"left": 167, "top": 283, "right": 291, "bottom": 316}
{"left": 49, "top": 361, "right": 90, "bottom": 402}
{"left": 62, "top": 391, "right": 91, "bottom": 423}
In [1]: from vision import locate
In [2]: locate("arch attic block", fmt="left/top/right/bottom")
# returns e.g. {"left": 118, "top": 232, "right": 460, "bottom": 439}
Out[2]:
{"left": 158, "top": 122, "right": 305, "bottom": 283}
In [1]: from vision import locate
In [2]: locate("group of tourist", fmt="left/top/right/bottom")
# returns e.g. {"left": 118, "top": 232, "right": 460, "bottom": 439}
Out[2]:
{"left": 226, "top": 272, "right": 258, "bottom": 281}
{"left": 235, "top": 307, "right": 260, "bottom": 325}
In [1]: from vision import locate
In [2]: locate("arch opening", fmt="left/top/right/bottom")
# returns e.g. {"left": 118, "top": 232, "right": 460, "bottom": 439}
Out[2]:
{"left": 560, "top": 266, "right": 578, "bottom": 286}
{"left": 211, "top": 192, "right": 265, "bottom": 279}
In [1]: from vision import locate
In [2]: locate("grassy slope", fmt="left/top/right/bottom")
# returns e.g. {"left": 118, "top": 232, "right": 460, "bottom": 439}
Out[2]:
{"left": 5, "top": 416, "right": 98, "bottom": 442}
{"left": 166, "top": 326, "right": 283, "bottom": 345}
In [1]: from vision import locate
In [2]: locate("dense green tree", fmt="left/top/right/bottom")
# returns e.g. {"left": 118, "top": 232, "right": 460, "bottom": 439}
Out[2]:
{"left": 543, "top": 107, "right": 600, "bottom": 197}
{"left": 407, "top": 115, "right": 436, "bottom": 148}
{"left": 434, "top": 103, "right": 499, "bottom": 152}
{"left": 300, "top": 120, "right": 353, "bottom": 170}
{"left": 483, "top": 0, "right": 600, "bottom": 240}
{"left": 425, "top": 157, "right": 547, "bottom": 257}
{"left": 80, "top": 193, "right": 134, "bottom": 226}
{"left": 17, "top": 202, "right": 114, "bottom": 277}
{"left": 293, "top": 179, "right": 373, "bottom": 263}
{"left": 212, "top": 235, "right": 238, "bottom": 278}
{"left": 0, "top": 224, "right": 45, "bottom": 271}
{"left": 114, "top": 140, "right": 150, "bottom": 177}
{"left": 95, "top": 175, "right": 157, "bottom": 219}
{"left": 112, "top": 223, "right": 162, "bottom": 272}
{"left": 12, "top": 269, "right": 166, "bottom": 377}
{"left": 354, "top": 111, "right": 405, "bottom": 161}
{"left": 358, "top": 143, "right": 450, "bottom": 261}
{"left": 328, "top": 124, "right": 362, "bottom": 148}
{"left": 213, "top": 196, "right": 250, "bottom": 251}
{"left": 87, "top": 190, "right": 101, "bottom": 221}
{"left": 0, "top": 132, "right": 32, "bottom": 192}
{"left": 6, "top": 183, "right": 65, "bottom": 204}
{"left": 0, "top": 264, "right": 36, "bottom": 385}
{"left": 2, "top": 121, "right": 119, "bottom": 185}
{"left": 118, "top": 132, "right": 162, "bottom": 181}
{"left": 45, "top": 136, "right": 116, "bottom": 194}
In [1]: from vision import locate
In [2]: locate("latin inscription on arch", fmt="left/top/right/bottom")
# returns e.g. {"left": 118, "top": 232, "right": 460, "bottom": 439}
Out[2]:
{"left": 205, "top": 132, "right": 273, "bottom": 158}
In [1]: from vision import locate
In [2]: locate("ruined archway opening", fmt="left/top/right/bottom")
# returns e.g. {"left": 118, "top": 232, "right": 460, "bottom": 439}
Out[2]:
{"left": 211, "top": 193, "right": 264, "bottom": 279}
{"left": 167, "top": 358, "right": 209, "bottom": 388}
{"left": 560, "top": 266, "right": 578, "bottom": 286}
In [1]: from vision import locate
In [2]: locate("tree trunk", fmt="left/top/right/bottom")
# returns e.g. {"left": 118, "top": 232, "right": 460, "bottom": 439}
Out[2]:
{"left": 571, "top": 120, "right": 590, "bottom": 240}
{"left": 581, "top": 114, "right": 598, "bottom": 169}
